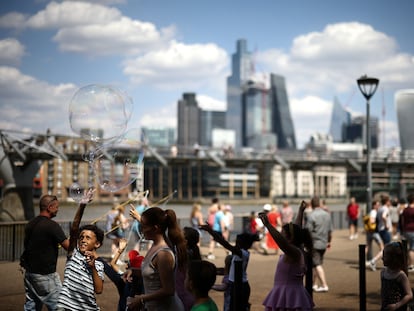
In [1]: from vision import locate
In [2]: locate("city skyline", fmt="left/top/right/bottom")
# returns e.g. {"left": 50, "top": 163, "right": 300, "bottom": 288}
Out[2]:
{"left": 1, "top": 1, "right": 414, "bottom": 149}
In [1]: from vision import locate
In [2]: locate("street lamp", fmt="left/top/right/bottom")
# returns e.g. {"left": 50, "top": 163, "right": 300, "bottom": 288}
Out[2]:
{"left": 357, "top": 75, "right": 379, "bottom": 215}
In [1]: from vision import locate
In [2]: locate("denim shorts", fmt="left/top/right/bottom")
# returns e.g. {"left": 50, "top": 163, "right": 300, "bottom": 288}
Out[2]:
{"left": 24, "top": 271, "right": 62, "bottom": 311}
{"left": 404, "top": 231, "right": 414, "bottom": 250}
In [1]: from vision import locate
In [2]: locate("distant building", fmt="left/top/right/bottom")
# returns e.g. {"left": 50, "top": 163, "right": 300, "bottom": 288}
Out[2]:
{"left": 226, "top": 39, "right": 296, "bottom": 150}
{"left": 141, "top": 126, "right": 175, "bottom": 147}
{"left": 177, "top": 93, "right": 200, "bottom": 147}
{"left": 269, "top": 74, "right": 296, "bottom": 149}
{"left": 395, "top": 89, "right": 414, "bottom": 150}
{"left": 241, "top": 80, "right": 276, "bottom": 149}
{"left": 199, "top": 110, "right": 225, "bottom": 146}
{"left": 343, "top": 116, "right": 379, "bottom": 149}
{"left": 329, "top": 97, "right": 351, "bottom": 142}
{"left": 226, "top": 39, "right": 255, "bottom": 148}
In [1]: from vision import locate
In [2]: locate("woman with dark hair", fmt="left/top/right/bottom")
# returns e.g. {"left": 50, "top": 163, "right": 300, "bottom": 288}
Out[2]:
{"left": 258, "top": 201, "right": 315, "bottom": 311}
{"left": 127, "top": 207, "right": 186, "bottom": 311}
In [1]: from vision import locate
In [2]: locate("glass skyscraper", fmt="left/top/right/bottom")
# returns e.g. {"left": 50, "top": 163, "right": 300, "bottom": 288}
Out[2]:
{"left": 227, "top": 39, "right": 296, "bottom": 150}
{"left": 177, "top": 93, "right": 200, "bottom": 147}
{"left": 329, "top": 96, "right": 351, "bottom": 142}
{"left": 395, "top": 89, "right": 414, "bottom": 150}
{"left": 226, "top": 39, "right": 254, "bottom": 148}
{"left": 269, "top": 74, "right": 296, "bottom": 149}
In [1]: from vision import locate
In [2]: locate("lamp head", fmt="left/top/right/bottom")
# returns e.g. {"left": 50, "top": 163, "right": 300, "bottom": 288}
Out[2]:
{"left": 357, "top": 75, "right": 379, "bottom": 100}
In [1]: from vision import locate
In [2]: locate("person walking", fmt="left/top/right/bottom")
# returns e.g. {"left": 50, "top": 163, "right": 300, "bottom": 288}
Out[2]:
{"left": 259, "top": 201, "right": 314, "bottom": 310}
{"left": 401, "top": 193, "right": 414, "bottom": 272}
{"left": 265, "top": 204, "right": 282, "bottom": 254}
{"left": 280, "top": 200, "right": 294, "bottom": 225}
{"left": 347, "top": 197, "right": 360, "bottom": 240}
{"left": 189, "top": 202, "right": 204, "bottom": 239}
{"left": 130, "top": 197, "right": 150, "bottom": 251}
{"left": 222, "top": 205, "right": 234, "bottom": 242}
{"left": 306, "top": 196, "right": 333, "bottom": 293}
{"left": 207, "top": 201, "right": 225, "bottom": 260}
{"left": 377, "top": 195, "right": 392, "bottom": 245}
{"left": 365, "top": 200, "right": 384, "bottom": 271}
{"left": 21, "top": 194, "right": 70, "bottom": 311}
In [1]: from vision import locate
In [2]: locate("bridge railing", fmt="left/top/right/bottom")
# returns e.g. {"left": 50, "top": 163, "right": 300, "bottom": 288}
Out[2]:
{"left": 1, "top": 211, "right": 350, "bottom": 262}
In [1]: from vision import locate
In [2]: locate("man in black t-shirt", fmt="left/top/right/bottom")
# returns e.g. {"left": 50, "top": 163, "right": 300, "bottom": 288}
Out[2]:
{"left": 22, "top": 194, "right": 69, "bottom": 311}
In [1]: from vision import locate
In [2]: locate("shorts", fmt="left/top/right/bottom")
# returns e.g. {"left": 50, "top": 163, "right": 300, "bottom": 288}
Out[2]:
{"left": 24, "top": 271, "right": 62, "bottom": 311}
{"left": 312, "top": 249, "right": 326, "bottom": 267}
{"left": 404, "top": 232, "right": 414, "bottom": 250}
{"left": 348, "top": 218, "right": 358, "bottom": 227}
{"left": 379, "top": 230, "right": 391, "bottom": 245}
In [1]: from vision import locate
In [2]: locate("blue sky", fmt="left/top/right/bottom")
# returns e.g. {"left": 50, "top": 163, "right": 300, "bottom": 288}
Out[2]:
{"left": 1, "top": 0, "right": 413, "bottom": 149}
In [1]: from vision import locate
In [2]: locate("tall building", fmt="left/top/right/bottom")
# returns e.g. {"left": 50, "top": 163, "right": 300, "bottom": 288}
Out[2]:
{"left": 343, "top": 116, "right": 379, "bottom": 149}
{"left": 227, "top": 39, "right": 296, "bottom": 150}
{"left": 199, "top": 110, "right": 225, "bottom": 146}
{"left": 241, "top": 80, "right": 277, "bottom": 149}
{"left": 269, "top": 74, "right": 296, "bottom": 149}
{"left": 395, "top": 89, "right": 414, "bottom": 150}
{"left": 226, "top": 39, "right": 254, "bottom": 148}
{"left": 177, "top": 93, "right": 200, "bottom": 147}
{"left": 329, "top": 97, "right": 352, "bottom": 142}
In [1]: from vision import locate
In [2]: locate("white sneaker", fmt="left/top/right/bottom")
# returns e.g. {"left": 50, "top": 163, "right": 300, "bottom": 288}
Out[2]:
{"left": 314, "top": 286, "right": 329, "bottom": 292}
{"left": 369, "top": 260, "right": 376, "bottom": 271}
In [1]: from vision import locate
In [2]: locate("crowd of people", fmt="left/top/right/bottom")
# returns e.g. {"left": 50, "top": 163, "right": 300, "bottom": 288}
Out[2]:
{"left": 20, "top": 191, "right": 414, "bottom": 311}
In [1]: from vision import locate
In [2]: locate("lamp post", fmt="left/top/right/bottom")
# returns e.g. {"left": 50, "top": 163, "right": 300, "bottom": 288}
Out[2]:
{"left": 357, "top": 75, "right": 379, "bottom": 215}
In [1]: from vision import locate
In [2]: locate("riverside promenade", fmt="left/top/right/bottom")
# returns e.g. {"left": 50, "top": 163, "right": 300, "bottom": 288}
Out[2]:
{"left": 1, "top": 229, "right": 412, "bottom": 311}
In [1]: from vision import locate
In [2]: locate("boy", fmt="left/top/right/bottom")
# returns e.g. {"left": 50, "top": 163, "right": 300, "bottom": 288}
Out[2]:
{"left": 57, "top": 189, "right": 105, "bottom": 311}
{"left": 186, "top": 260, "right": 218, "bottom": 311}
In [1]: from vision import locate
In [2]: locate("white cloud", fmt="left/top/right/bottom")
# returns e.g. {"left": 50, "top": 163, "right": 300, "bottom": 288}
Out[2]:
{"left": 197, "top": 94, "right": 226, "bottom": 111}
{"left": 139, "top": 101, "right": 177, "bottom": 129}
{"left": 0, "top": 66, "right": 76, "bottom": 135}
{"left": 26, "top": 1, "right": 123, "bottom": 29}
{"left": 123, "top": 41, "right": 229, "bottom": 90}
{"left": 257, "top": 22, "right": 414, "bottom": 96}
{"left": 0, "top": 12, "right": 28, "bottom": 30}
{"left": 2, "top": 1, "right": 174, "bottom": 56}
{"left": 290, "top": 96, "right": 332, "bottom": 147}
{"left": 0, "top": 38, "right": 25, "bottom": 66}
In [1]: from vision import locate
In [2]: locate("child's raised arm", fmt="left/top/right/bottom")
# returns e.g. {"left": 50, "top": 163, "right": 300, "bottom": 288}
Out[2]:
{"left": 200, "top": 223, "right": 242, "bottom": 257}
{"left": 258, "top": 212, "right": 301, "bottom": 261}
{"left": 68, "top": 188, "right": 95, "bottom": 255}
{"left": 295, "top": 201, "right": 308, "bottom": 227}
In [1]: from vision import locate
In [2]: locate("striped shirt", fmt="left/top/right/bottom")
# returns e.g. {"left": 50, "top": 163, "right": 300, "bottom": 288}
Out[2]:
{"left": 57, "top": 248, "right": 104, "bottom": 311}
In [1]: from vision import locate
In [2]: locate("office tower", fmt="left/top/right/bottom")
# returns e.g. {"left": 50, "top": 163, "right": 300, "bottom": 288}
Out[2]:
{"left": 226, "top": 39, "right": 254, "bottom": 148}
{"left": 177, "top": 93, "right": 200, "bottom": 147}
{"left": 241, "top": 80, "right": 277, "bottom": 149}
{"left": 269, "top": 74, "right": 297, "bottom": 149}
{"left": 343, "top": 116, "right": 379, "bottom": 149}
{"left": 329, "top": 96, "right": 352, "bottom": 142}
{"left": 141, "top": 126, "right": 176, "bottom": 147}
{"left": 199, "top": 110, "right": 225, "bottom": 146}
{"left": 395, "top": 89, "right": 414, "bottom": 150}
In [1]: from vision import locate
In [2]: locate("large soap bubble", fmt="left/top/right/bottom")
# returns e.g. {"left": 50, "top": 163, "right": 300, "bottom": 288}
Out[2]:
{"left": 69, "top": 84, "right": 133, "bottom": 142}
{"left": 92, "top": 128, "right": 145, "bottom": 193}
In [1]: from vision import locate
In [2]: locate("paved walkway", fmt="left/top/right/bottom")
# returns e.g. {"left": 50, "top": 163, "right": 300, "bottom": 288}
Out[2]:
{"left": 1, "top": 229, "right": 413, "bottom": 311}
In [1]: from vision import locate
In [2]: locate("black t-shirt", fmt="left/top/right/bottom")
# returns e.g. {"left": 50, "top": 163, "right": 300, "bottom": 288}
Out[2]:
{"left": 23, "top": 216, "right": 67, "bottom": 274}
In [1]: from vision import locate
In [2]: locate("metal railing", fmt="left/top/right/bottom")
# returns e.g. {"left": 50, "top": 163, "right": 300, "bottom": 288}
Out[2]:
{"left": 1, "top": 211, "right": 350, "bottom": 262}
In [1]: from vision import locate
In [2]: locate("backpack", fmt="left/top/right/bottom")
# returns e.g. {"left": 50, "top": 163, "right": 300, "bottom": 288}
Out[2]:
{"left": 363, "top": 214, "right": 376, "bottom": 232}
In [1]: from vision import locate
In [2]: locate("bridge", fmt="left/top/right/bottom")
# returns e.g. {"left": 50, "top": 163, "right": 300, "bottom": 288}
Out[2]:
{"left": 1, "top": 128, "right": 414, "bottom": 221}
